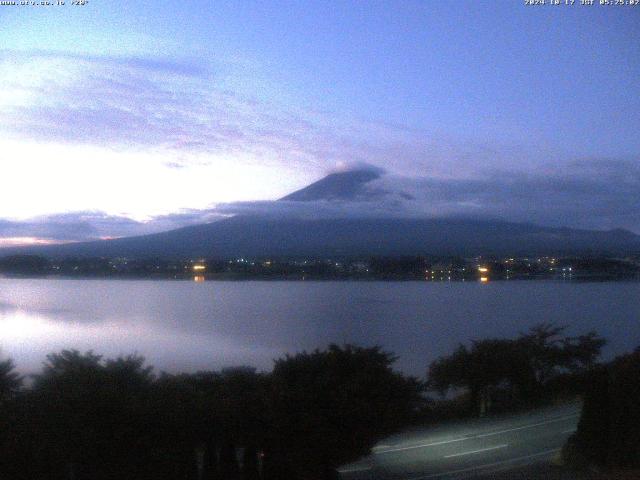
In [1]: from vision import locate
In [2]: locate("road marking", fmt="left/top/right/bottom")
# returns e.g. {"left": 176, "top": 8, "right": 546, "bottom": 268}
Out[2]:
{"left": 374, "top": 413, "right": 578, "bottom": 454}
{"left": 409, "top": 448, "right": 560, "bottom": 479}
{"left": 443, "top": 444, "right": 508, "bottom": 458}
{"left": 338, "top": 465, "right": 372, "bottom": 473}
{"left": 375, "top": 436, "right": 468, "bottom": 453}
{"left": 476, "top": 414, "right": 579, "bottom": 438}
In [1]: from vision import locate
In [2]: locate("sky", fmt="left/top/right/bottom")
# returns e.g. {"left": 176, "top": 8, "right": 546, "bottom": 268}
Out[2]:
{"left": 0, "top": 0, "right": 638, "bottom": 245}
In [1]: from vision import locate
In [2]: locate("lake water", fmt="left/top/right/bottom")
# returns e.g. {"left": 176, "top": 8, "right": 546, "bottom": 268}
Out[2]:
{"left": 0, "top": 278, "right": 638, "bottom": 377}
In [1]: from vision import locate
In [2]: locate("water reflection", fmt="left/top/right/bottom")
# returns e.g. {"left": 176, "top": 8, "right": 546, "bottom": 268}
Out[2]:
{"left": 0, "top": 300, "right": 278, "bottom": 375}
{"left": 1, "top": 278, "right": 639, "bottom": 377}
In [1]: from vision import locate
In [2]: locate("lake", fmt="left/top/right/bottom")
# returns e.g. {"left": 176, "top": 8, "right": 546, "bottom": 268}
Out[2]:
{"left": 0, "top": 278, "right": 638, "bottom": 377}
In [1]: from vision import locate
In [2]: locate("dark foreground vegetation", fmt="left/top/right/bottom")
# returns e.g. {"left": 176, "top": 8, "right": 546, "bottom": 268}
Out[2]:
{"left": 0, "top": 325, "right": 637, "bottom": 479}
{"left": 427, "top": 325, "right": 640, "bottom": 474}
{"left": 427, "top": 323, "right": 606, "bottom": 417}
{"left": 0, "top": 345, "right": 423, "bottom": 480}
{"left": 564, "top": 347, "right": 640, "bottom": 471}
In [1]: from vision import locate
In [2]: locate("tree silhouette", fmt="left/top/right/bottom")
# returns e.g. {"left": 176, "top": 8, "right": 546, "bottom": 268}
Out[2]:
{"left": 570, "top": 346, "right": 640, "bottom": 468}
{"left": 269, "top": 344, "right": 425, "bottom": 480}
{"left": 23, "top": 350, "right": 164, "bottom": 480}
{"left": 428, "top": 324, "right": 606, "bottom": 415}
{"left": 6, "top": 336, "right": 609, "bottom": 480}
{"left": 428, "top": 339, "right": 532, "bottom": 416}
{"left": 517, "top": 323, "right": 568, "bottom": 386}
{"left": 151, "top": 366, "right": 269, "bottom": 480}
{"left": 561, "top": 331, "right": 607, "bottom": 372}
{"left": 214, "top": 367, "right": 268, "bottom": 480}
{"left": 0, "top": 357, "right": 22, "bottom": 402}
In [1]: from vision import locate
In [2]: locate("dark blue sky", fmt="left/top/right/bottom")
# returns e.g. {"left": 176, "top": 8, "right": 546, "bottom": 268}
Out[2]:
{"left": 0, "top": 1, "right": 638, "bottom": 243}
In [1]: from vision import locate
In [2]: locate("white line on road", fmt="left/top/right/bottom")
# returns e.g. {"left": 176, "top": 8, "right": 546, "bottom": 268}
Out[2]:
{"left": 409, "top": 448, "right": 560, "bottom": 479}
{"left": 443, "top": 444, "right": 508, "bottom": 458}
{"left": 375, "top": 437, "right": 468, "bottom": 453}
{"left": 338, "top": 465, "right": 372, "bottom": 473}
{"left": 374, "top": 413, "right": 578, "bottom": 454}
{"left": 476, "top": 414, "right": 578, "bottom": 438}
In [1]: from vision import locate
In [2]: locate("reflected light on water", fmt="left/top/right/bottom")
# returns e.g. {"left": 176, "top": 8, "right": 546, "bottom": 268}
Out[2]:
{"left": 0, "top": 311, "right": 61, "bottom": 340}
{"left": 1, "top": 278, "right": 638, "bottom": 378}
{"left": 0, "top": 307, "right": 278, "bottom": 375}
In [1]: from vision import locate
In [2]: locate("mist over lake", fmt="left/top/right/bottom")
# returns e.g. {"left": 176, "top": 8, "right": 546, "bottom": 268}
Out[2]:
{"left": 1, "top": 278, "right": 638, "bottom": 377}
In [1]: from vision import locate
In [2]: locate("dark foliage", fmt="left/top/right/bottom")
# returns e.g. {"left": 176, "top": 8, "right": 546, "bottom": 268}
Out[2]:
{"left": 0, "top": 356, "right": 22, "bottom": 402}
{"left": 269, "top": 344, "right": 425, "bottom": 478}
{"left": 0, "top": 345, "right": 423, "bottom": 480}
{"left": 571, "top": 347, "right": 640, "bottom": 468}
{"left": 0, "top": 254, "right": 50, "bottom": 274}
{"left": 427, "top": 323, "right": 606, "bottom": 416}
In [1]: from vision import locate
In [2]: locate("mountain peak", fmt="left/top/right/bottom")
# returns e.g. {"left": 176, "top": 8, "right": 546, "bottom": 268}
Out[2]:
{"left": 280, "top": 168, "right": 383, "bottom": 202}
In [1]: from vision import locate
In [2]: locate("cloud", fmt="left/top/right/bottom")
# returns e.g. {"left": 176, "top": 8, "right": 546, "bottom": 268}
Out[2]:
{"left": 0, "top": 51, "right": 217, "bottom": 153}
{"left": 0, "top": 158, "right": 637, "bottom": 245}
{"left": 405, "top": 159, "right": 640, "bottom": 231}
{"left": 0, "top": 51, "right": 637, "bottom": 242}
{"left": 0, "top": 210, "right": 225, "bottom": 243}
{"left": 0, "top": 50, "right": 548, "bottom": 179}
{"left": 217, "top": 159, "right": 640, "bottom": 233}
{"left": 0, "top": 50, "right": 338, "bottom": 169}
{"left": 329, "top": 161, "right": 386, "bottom": 175}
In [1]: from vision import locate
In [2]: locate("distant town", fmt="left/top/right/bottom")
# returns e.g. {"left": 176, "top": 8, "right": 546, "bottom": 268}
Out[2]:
{"left": 1, "top": 253, "right": 639, "bottom": 281}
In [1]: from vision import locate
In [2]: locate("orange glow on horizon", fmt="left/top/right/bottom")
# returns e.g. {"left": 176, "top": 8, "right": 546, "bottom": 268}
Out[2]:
{"left": 0, "top": 237, "right": 62, "bottom": 247}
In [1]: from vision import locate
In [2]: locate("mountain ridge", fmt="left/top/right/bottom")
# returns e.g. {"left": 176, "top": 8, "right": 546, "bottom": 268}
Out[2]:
{"left": 2, "top": 216, "right": 638, "bottom": 259}
{"left": 2, "top": 169, "right": 639, "bottom": 258}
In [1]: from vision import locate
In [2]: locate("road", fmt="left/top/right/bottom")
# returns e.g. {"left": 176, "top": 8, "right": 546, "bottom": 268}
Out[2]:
{"left": 338, "top": 402, "right": 580, "bottom": 480}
